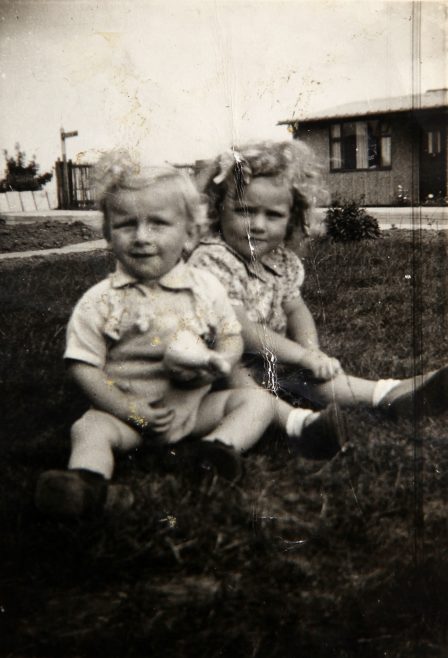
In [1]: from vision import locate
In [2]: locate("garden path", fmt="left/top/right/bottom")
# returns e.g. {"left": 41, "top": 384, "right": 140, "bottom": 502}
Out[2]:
{"left": 0, "top": 238, "right": 107, "bottom": 261}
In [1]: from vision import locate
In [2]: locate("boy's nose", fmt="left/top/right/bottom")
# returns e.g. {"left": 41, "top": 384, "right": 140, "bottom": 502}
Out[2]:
{"left": 135, "top": 222, "right": 153, "bottom": 242}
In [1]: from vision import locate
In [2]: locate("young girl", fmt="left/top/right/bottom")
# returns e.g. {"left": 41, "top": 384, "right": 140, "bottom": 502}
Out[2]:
{"left": 35, "top": 153, "right": 345, "bottom": 519}
{"left": 188, "top": 140, "right": 448, "bottom": 420}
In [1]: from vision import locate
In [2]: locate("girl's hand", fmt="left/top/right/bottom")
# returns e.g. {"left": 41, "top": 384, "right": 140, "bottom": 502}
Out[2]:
{"left": 300, "top": 349, "right": 343, "bottom": 381}
{"left": 127, "top": 397, "right": 175, "bottom": 435}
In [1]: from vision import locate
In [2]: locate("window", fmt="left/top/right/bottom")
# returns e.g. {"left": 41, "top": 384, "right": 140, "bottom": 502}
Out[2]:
{"left": 330, "top": 120, "right": 391, "bottom": 171}
{"left": 426, "top": 130, "right": 442, "bottom": 155}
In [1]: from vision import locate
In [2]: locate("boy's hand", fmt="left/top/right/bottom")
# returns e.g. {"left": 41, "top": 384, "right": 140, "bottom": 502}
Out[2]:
{"left": 165, "top": 353, "right": 231, "bottom": 385}
{"left": 164, "top": 329, "right": 232, "bottom": 385}
{"left": 128, "top": 397, "right": 175, "bottom": 435}
{"left": 300, "top": 349, "right": 343, "bottom": 381}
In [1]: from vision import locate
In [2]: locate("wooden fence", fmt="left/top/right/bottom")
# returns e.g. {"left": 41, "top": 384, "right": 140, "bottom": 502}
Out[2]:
{"left": 54, "top": 159, "right": 209, "bottom": 210}
{"left": 0, "top": 189, "right": 53, "bottom": 213}
{"left": 55, "top": 159, "right": 95, "bottom": 210}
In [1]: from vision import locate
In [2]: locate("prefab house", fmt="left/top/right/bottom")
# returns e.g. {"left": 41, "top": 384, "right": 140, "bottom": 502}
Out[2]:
{"left": 278, "top": 89, "right": 448, "bottom": 206}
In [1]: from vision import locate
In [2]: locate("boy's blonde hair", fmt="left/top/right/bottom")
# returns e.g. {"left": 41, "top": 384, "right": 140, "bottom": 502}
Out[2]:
{"left": 202, "top": 140, "right": 329, "bottom": 239}
{"left": 93, "top": 150, "right": 207, "bottom": 244}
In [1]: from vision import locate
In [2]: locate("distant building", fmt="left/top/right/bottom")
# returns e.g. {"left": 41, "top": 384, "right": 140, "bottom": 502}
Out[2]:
{"left": 278, "top": 89, "right": 448, "bottom": 206}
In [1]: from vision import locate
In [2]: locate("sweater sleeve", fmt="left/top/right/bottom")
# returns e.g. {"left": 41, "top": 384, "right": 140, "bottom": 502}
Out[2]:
{"left": 282, "top": 248, "right": 305, "bottom": 304}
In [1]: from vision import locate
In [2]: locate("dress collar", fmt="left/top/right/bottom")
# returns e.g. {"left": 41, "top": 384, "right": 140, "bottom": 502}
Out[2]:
{"left": 199, "top": 236, "right": 284, "bottom": 280}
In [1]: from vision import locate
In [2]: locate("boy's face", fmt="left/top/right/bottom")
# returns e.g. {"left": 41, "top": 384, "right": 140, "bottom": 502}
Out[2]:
{"left": 221, "top": 176, "right": 292, "bottom": 260}
{"left": 106, "top": 179, "right": 190, "bottom": 283}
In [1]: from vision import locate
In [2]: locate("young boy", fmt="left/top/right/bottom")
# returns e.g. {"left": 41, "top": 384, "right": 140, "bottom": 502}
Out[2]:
{"left": 35, "top": 159, "right": 346, "bottom": 519}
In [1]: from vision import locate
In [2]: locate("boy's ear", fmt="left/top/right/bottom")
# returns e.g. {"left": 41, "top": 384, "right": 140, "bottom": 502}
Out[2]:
{"left": 183, "top": 237, "right": 197, "bottom": 255}
{"left": 184, "top": 223, "right": 201, "bottom": 253}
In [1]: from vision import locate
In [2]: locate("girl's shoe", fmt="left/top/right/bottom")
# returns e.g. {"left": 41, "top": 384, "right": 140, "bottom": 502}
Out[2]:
{"left": 294, "top": 403, "right": 347, "bottom": 460}
{"left": 104, "top": 484, "right": 135, "bottom": 515}
{"left": 35, "top": 469, "right": 107, "bottom": 519}
{"left": 380, "top": 366, "right": 448, "bottom": 419}
{"left": 194, "top": 440, "right": 244, "bottom": 482}
{"left": 163, "top": 439, "right": 244, "bottom": 482}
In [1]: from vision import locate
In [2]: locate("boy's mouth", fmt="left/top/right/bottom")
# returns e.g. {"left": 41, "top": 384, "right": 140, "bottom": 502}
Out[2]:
{"left": 130, "top": 251, "right": 158, "bottom": 259}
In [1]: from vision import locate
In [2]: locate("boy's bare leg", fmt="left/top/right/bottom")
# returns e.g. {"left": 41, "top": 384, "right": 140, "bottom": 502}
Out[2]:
{"left": 193, "top": 389, "right": 275, "bottom": 452}
{"left": 69, "top": 409, "right": 142, "bottom": 479}
{"left": 36, "top": 411, "right": 142, "bottom": 518}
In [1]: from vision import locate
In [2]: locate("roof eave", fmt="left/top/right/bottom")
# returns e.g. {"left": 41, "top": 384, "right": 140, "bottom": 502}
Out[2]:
{"left": 278, "top": 104, "right": 448, "bottom": 126}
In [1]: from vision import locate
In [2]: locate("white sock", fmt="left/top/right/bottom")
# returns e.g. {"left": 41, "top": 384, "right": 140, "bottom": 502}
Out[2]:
{"left": 286, "top": 408, "right": 318, "bottom": 437}
{"left": 372, "top": 379, "right": 402, "bottom": 407}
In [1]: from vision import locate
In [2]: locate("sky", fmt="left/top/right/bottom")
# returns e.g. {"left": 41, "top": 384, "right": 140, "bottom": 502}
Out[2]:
{"left": 0, "top": 0, "right": 446, "bottom": 173}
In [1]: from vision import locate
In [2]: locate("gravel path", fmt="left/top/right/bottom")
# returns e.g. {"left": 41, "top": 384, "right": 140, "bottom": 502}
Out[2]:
{"left": 0, "top": 238, "right": 108, "bottom": 261}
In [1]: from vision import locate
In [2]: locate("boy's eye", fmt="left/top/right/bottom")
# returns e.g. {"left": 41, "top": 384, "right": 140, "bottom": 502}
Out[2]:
{"left": 150, "top": 217, "right": 170, "bottom": 227}
{"left": 113, "top": 218, "right": 137, "bottom": 229}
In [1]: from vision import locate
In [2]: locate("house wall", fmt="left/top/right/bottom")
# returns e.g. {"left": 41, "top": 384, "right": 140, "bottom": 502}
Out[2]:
{"left": 295, "top": 115, "right": 420, "bottom": 206}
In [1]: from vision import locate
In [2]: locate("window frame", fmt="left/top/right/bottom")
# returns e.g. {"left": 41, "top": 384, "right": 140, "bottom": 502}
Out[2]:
{"left": 329, "top": 118, "right": 392, "bottom": 173}
{"left": 426, "top": 129, "right": 442, "bottom": 156}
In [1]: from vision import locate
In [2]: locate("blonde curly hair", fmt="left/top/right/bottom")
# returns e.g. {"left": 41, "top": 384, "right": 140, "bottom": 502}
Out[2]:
{"left": 93, "top": 150, "right": 207, "bottom": 242}
{"left": 202, "top": 140, "right": 328, "bottom": 239}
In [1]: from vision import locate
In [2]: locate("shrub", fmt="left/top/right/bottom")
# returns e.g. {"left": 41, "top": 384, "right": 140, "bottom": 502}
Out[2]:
{"left": 423, "top": 193, "right": 448, "bottom": 207}
{"left": 325, "top": 198, "right": 381, "bottom": 241}
{"left": 0, "top": 143, "right": 53, "bottom": 192}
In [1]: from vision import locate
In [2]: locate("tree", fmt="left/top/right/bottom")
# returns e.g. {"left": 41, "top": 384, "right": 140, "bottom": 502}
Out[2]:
{"left": 0, "top": 143, "right": 53, "bottom": 192}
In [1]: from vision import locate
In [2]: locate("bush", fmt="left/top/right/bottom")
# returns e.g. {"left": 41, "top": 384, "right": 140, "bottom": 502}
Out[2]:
{"left": 0, "top": 143, "right": 53, "bottom": 192}
{"left": 325, "top": 198, "right": 381, "bottom": 241}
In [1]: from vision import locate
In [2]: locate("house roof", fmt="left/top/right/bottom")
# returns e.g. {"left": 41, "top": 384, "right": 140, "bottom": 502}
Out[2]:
{"left": 278, "top": 89, "right": 448, "bottom": 125}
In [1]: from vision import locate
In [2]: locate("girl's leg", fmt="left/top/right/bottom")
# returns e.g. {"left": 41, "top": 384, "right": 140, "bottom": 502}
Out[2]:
{"left": 69, "top": 409, "right": 142, "bottom": 479}
{"left": 302, "top": 373, "right": 378, "bottom": 407}
{"left": 192, "top": 389, "right": 345, "bottom": 462}
{"left": 193, "top": 389, "right": 275, "bottom": 452}
{"left": 229, "top": 363, "right": 310, "bottom": 429}
{"left": 232, "top": 360, "right": 378, "bottom": 409}
{"left": 289, "top": 367, "right": 448, "bottom": 419}
{"left": 229, "top": 363, "right": 347, "bottom": 452}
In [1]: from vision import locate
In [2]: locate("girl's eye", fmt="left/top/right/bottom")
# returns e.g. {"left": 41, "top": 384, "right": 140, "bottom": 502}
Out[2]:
{"left": 267, "top": 211, "right": 287, "bottom": 220}
{"left": 234, "top": 206, "right": 256, "bottom": 216}
{"left": 150, "top": 218, "right": 170, "bottom": 227}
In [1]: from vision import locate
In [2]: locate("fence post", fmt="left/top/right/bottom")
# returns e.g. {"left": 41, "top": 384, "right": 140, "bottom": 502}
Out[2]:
{"left": 55, "top": 159, "right": 64, "bottom": 209}
{"left": 68, "top": 160, "right": 74, "bottom": 208}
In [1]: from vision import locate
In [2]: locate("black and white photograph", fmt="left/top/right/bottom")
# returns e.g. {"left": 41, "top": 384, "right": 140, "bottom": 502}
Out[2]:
{"left": 0, "top": 1, "right": 447, "bottom": 656}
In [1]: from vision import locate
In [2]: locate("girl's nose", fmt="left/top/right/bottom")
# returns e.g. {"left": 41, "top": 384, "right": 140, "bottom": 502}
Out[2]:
{"left": 250, "top": 212, "right": 266, "bottom": 234}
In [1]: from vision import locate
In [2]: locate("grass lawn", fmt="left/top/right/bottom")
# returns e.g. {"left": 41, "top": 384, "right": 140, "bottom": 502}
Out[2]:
{"left": 1, "top": 230, "right": 447, "bottom": 657}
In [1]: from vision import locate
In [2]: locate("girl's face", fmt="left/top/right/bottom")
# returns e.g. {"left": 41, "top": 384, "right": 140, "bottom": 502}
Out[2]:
{"left": 221, "top": 176, "right": 292, "bottom": 260}
{"left": 106, "top": 179, "right": 190, "bottom": 283}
